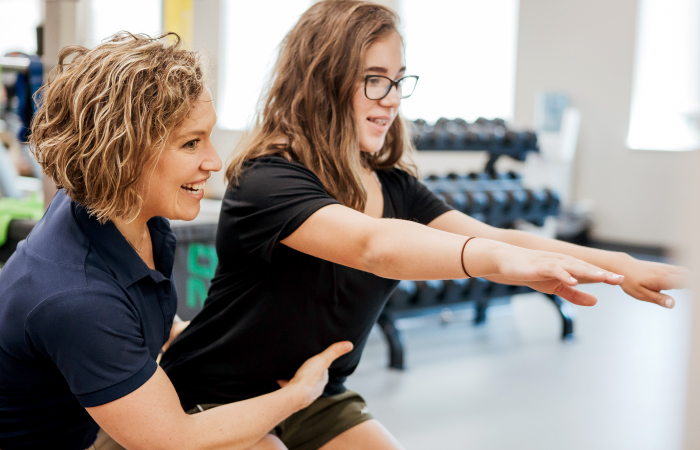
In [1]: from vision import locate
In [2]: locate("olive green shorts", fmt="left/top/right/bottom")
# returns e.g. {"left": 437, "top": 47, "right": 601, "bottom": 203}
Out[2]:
{"left": 189, "top": 390, "right": 373, "bottom": 450}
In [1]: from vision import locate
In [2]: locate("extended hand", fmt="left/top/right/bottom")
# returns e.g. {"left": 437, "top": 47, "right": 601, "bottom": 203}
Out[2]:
{"left": 613, "top": 258, "right": 689, "bottom": 308}
{"left": 278, "top": 341, "right": 353, "bottom": 408}
{"left": 496, "top": 246, "right": 624, "bottom": 306}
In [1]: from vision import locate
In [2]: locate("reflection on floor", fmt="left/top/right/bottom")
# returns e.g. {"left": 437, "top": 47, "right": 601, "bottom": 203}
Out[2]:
{"left": 347, "top": 283, "right": 692, "bottom": 450}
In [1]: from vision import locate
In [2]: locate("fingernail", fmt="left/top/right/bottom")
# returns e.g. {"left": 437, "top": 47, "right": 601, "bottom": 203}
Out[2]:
{"left": 570, "top": 277, "right": 577, "bottom": 283}
{"left": 665, "top": 298, "right": 674, "bottom": 308}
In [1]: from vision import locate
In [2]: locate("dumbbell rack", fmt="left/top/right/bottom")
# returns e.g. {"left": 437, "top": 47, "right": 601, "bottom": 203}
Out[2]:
{"left": 376, "top": 118, "right": 573, "bottom": 370}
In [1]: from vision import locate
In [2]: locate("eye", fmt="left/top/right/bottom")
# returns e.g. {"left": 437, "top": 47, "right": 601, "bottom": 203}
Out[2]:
{"left": 183, "top": 139, "right": 200, "bottom": 150}
{"left": 367, "top": 77, "right": 381, "bottom": 85}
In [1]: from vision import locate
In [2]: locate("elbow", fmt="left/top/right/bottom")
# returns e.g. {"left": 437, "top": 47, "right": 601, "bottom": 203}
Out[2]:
{"left": 358, "top": 222, "right": 391, "bottom": 277}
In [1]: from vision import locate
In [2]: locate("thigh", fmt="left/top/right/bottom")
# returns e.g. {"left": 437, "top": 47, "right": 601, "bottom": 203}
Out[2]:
{"left": 249, "top": 434, "right": 289, "bottom": 450}
{"left": 274, "top": 390, "right": 373, "bottom": 450}
{"left": 319, "top": 419, "right": 405, "bottom": 450}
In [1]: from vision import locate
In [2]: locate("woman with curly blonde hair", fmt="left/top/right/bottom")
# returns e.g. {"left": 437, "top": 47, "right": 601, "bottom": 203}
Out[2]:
{"left": 161, "top": 1, "right": 685, "bottom": 449}
{"left": 0, "top": 33, "right": 351, "bottom": 450}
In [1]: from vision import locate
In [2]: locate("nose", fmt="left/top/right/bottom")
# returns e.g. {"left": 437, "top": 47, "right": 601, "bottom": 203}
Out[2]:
{"left": 379, "top": 84, "right": 401, "bottom": 108}
{"left": 201, "top": 139, "right": 223, "bottom": 172}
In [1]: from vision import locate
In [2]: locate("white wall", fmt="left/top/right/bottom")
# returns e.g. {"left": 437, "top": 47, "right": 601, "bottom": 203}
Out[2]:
{"left": 206, "top": 0, "right": 693, "bottom": 249}
{"left": 683, "top": 150, "right": 700, "bottom": 449}
{"left": 513, "top": 0, "right": 694, "bottom": 248}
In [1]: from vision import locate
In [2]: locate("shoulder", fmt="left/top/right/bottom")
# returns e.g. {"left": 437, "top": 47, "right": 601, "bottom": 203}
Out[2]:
{"left": 226, "top": 156, "right": 329, "bottom": 201}
{"left": 27, "top": 284, "right": 133, "bottom": 329}
{"left": 23, "top": 285, "right": 136, "bottom": 350}
{"left": 239, "top": 155, "right": 323, "bottom": 183}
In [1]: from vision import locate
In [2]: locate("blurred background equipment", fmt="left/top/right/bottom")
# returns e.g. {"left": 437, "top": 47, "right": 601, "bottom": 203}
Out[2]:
{"left": 0, "top": 55, "right": 45, "bottom": 266}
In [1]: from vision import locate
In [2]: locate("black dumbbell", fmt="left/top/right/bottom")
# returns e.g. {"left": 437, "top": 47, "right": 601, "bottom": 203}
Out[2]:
{"left": 466, "top": 123, "right": 494, "bottom": 148}
{"left": 386, "top": 280, "right": 417, "bottom": 310}
{"left": 465, "top": 191, "right": 488, "bottom": 222}
{"left": 484, "top": 190, "right": 509, "bottom": 227}
{"left": 483, "top": 281, "right": 512, "bottom": 300}
{"left": 506, "top": 189, "right": 528, "bottom": 224}
{"left": 441, "top": 191, "right": 469, "bottom": 213}
{"left": 463, "top": 277, "right": 490, "bottom": 302}
{"left": 543, "top": 189, "right": 560, "bottom": 216}
{"left": 523, "top": 188, "right": 548, "bottom": 224}
{"left": 521, "top": 131, "right": 538, "bottom": 149}
{"left": 414, "top": 280, "right": 445, "bottom": 306}
{"left": 428, "top": 128, "right": 449, "bottom": 150}
{"left": 422, "top": 174, "right": 441, "bottom": 192}
{"left": 413, "top": 122, "right": 436, "bottom": 149}
{"left": 442, "top": 278, "right": 470, "bottom": 303}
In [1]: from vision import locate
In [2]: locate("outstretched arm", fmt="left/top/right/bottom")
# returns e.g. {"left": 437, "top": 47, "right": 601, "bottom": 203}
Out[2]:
{"left": 281, "top": 204, "right": 624, "bottom": 306}
{"left": 428, "top": 210, "right": 688, "bottom": 308}
{"left": 87, "top": 342, "right": 352, "bottom": 450}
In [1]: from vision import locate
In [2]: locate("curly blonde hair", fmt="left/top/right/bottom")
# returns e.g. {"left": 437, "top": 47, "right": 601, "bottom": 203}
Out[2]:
{"left": 30, "top": 32, "right": 206, "bottom": 223}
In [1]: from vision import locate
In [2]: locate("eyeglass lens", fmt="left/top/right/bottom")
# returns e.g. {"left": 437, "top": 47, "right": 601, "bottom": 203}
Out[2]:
{"left": 365, "top": 76, "right": 418, "bottom": 100}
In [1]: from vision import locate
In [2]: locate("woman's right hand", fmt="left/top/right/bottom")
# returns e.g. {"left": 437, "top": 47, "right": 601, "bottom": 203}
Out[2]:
{"left": 278, "top": 341, "right": 354, "bottom": 408}
{"left": 491, "top": 244, "right": 625, "bottom": 306}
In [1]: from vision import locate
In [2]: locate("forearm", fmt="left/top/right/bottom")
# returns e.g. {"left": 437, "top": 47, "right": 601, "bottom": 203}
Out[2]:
{"left": 184, "top": 386, "right": 305, "bottom": 450}
{"left": 365, "top": 218, "right": 504, "bottom": 280}
{"left": 482, "top": 274, "right": 527, "bottom": 285}
{"left": 498, "top": 229, "right": 634, "bottom": 275}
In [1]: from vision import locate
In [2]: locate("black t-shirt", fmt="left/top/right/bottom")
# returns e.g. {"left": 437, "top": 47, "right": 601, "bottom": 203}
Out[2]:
{"left": 160, "top": 156, "right": 451, "bottom": 409}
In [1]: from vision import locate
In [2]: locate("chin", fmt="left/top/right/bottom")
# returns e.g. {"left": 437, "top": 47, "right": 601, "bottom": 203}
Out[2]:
{"left": 360, "top": 140, "right": 387, "bottom": 154}
{"left": 171, "top": 206, "right": 201, "bottom": 222}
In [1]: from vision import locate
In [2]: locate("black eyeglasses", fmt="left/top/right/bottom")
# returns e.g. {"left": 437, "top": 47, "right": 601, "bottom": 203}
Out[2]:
{"left": 364, "top": 75, "right": 419, "bottom": 101}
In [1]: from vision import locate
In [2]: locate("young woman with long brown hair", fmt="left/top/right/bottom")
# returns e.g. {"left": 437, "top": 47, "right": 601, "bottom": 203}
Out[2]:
{"left": 161, "top": 2, "right": 686, "bottom": 449}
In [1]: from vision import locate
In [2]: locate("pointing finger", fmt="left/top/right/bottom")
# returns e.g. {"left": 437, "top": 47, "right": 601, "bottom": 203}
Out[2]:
{"left": 553, "top": 283, "right": 598, "bottom": 306}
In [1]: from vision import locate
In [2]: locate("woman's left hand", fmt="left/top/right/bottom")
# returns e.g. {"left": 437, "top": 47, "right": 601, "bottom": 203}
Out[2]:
{"left": 611, "top": 259, "right": 689, "bottom": 308}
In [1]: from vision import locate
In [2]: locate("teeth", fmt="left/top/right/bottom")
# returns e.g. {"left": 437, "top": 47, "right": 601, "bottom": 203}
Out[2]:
{"left": 181, "top": 182, "right": 205, "bottom": 193}
{"left": 369, "top": 118, "right": 389, "bottom": 126}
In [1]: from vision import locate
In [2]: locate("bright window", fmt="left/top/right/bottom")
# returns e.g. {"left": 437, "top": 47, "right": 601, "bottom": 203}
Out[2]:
{"left": 90, "top": 0, "right": 163, "bottom": 46}
{"left": 627, "top": 0, "right": 700, "bottom": 151}
{"left": 0, "top": 0, "right": 41, "bottom": 56}
{"left": 218, "top": 0, "right": 312, "bottom": 130}
{"left": 400, "top": 0, "right": 520, "bottom": 123}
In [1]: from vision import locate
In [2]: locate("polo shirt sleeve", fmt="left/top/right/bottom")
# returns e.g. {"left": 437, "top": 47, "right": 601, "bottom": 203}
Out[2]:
{"left": 219, "top": 157, "right": 341, "bottom": 264}
{"left": 24, "top": 288, "right": 157, "bottom": 408}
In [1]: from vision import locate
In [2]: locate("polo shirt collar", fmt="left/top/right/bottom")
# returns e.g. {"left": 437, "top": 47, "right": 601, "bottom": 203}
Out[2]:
{"left": 73, "top": 202, "right": 176, "bottom": 287}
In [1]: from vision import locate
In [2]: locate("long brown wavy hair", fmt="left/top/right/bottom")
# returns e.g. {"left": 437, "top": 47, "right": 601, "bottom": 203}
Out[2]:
{"left": 225, "top": 0, "right": 416, "bottom": 212}
{"left": 30, "top": 32, "right": 205, "bottom": 223}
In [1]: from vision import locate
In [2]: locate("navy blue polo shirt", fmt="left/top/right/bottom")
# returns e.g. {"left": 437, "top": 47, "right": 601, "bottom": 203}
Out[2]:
{"left": 0, "top": 190, "right": 177, "bottom": 449}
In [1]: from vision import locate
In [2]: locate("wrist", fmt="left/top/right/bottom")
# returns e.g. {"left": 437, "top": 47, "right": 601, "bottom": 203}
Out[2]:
{"left": 463, "top": 238, "right": 503, "bottom": 277}
{"left": 606, "top": 251, "right": 636, "bottom": 274}
{"left": 281, "top": 383, "right": 313, "bottom": 412}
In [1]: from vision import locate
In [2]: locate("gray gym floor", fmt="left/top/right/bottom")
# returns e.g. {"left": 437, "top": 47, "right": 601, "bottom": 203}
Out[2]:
{"left": 347, "top": 282, "right": 692, "bottom": 450}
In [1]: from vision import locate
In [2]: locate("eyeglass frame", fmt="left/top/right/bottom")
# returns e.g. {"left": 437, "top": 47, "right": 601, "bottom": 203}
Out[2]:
{"left": 363, "top": 75, "right": 419, "bottom": 101}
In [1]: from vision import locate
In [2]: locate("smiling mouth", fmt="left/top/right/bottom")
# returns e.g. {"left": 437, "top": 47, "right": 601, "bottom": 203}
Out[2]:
{"left": 181, "top": 182, "right": 205, "bottom": 195}
{"left": 368, "top": 118, "right": 390, "bottom": 126}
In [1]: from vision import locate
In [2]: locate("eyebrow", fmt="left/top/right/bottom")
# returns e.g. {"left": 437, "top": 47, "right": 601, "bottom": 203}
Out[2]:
{"left": 366, "top": 66, "right": 407, "bottom": 75}
{"left": 174, "top": 129, "right": 208, "bottom": 141}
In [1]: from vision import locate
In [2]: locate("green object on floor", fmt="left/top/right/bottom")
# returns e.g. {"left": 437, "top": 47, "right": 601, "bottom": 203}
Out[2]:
{"left": 0, "top": 194, "right": 44, "bottom": 247}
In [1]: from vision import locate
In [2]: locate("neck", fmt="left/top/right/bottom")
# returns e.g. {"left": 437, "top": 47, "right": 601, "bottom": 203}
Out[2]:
{"left": 112, "top": 215, "right": 151, "bottom": 252}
